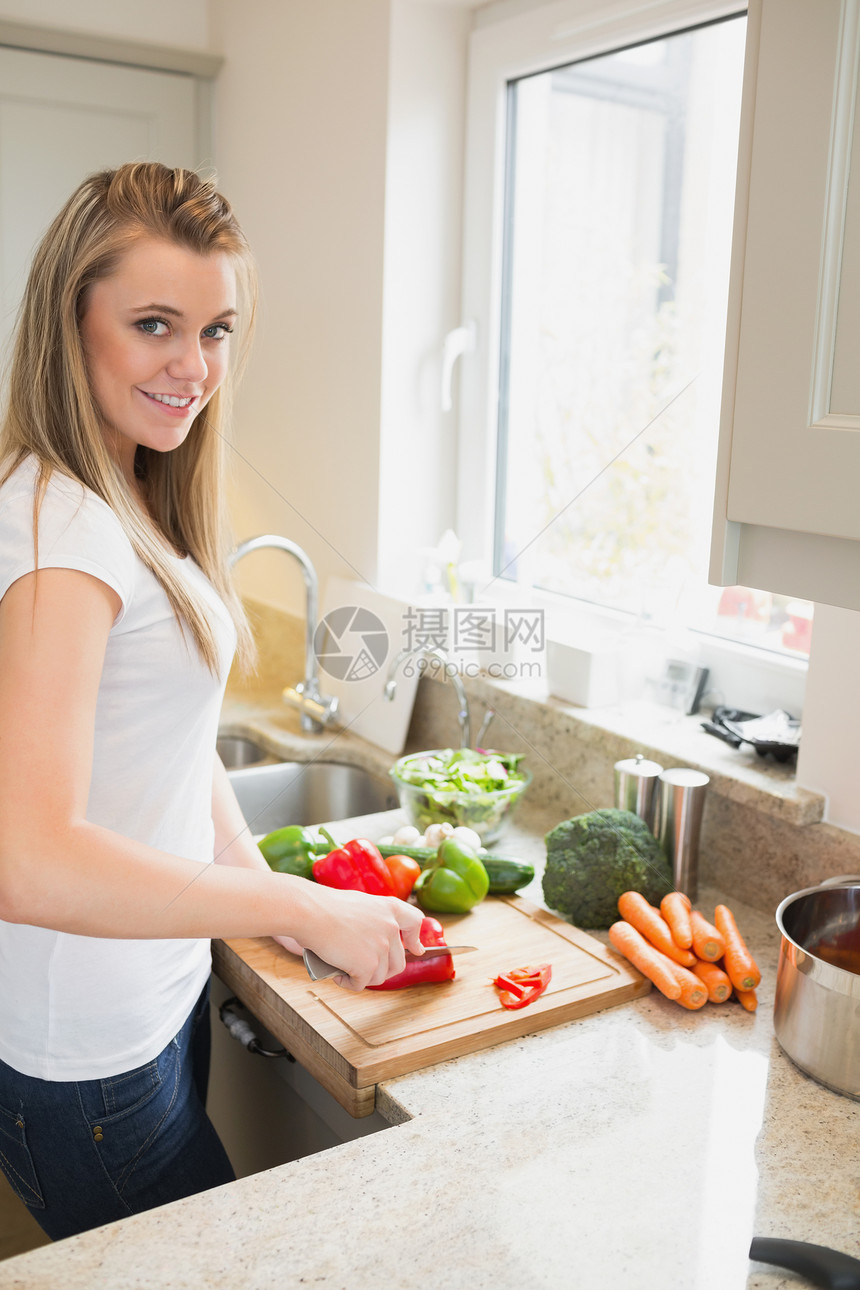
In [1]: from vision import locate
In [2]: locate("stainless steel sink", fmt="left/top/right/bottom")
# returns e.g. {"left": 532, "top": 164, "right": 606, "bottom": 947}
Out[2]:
{"left": 217, "top": 735, "right": 273, "bottom": 769}
{"left": 227, "top": 760, "right": 399, "bottom": 834}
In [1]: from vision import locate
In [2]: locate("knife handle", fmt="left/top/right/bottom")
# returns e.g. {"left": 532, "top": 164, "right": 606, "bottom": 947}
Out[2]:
{"left": 749, "top": 1236, "right": 860, "bottom": 1288}
{"left": 303, "top": 949, "right": 343, "bottom": 981}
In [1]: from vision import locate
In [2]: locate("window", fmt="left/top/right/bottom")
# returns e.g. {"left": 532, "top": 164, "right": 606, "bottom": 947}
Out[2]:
{"left": 458, "top": 1, "right": 812, "bottom": 689}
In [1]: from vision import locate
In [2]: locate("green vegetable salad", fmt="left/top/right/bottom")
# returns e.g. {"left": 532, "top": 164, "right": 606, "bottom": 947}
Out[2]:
{"left": 390, "top": 748, "right": 530, "bottom": 843}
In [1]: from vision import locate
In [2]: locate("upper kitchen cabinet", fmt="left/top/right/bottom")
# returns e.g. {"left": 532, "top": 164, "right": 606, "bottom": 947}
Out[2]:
{"left": 711, "top": 0, "right": 860, "bottom": 610}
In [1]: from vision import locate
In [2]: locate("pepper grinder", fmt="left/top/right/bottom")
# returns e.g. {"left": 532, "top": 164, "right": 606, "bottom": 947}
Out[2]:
{"left": 654, "top": 767, "right": 710, "bottom": 901}
{"left": 614, "top": 753, "right": 664, "bottom": 831}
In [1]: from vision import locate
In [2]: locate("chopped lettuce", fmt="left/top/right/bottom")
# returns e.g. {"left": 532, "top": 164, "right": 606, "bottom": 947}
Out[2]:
{"left": 395, "top": 747, "right": 526, "bottom": 796}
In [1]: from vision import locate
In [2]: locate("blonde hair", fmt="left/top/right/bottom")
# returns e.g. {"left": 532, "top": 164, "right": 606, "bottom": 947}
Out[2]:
{"left": 0, "top": 161, "right": 256, "bottom": 671}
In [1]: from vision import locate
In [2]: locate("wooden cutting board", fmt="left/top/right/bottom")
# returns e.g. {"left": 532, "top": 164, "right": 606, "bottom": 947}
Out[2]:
{"left": 212, "top": 896, "right": 649, "bottom": 1117}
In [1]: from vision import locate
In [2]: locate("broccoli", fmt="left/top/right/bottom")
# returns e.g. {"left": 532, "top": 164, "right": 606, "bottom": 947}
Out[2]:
{"left": 542, "top": 808, "right": 673, "bottom": 929}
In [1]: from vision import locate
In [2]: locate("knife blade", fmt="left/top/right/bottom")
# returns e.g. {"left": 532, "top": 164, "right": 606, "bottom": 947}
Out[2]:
{"left": 303, "top": 944, "right": 478, "bottom": 982}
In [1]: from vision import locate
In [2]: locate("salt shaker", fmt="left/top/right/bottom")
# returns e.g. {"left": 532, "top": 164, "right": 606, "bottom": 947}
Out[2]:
{"left": 614, "top": 753, "right": 664, "bottom": 830}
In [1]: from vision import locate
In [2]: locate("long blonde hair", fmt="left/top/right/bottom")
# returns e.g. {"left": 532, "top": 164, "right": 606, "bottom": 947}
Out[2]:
{"left": 0, "top": 161, "right": 256, "bottom": 671}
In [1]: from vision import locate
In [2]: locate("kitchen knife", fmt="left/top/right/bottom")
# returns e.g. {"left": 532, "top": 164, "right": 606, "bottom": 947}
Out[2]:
{"left": 303, "top": 945, "right": 478, "bottom": 982}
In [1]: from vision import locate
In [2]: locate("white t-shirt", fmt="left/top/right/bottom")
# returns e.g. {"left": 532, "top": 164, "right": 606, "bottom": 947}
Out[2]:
{"left": 0, "top": 456, "right": 237, "bottom": 1080}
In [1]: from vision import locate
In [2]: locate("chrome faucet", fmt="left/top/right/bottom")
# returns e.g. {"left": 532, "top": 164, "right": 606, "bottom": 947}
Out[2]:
{"left": 229, "top": 535, "right": 339, "bottom": 734}
{"left": 384, "top": 646, "right": 470, "bottom": 748}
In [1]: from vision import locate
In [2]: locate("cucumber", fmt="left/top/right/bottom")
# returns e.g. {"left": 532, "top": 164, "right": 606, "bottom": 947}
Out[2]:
{"left": 479, "top": 856, "right": 535, "bottom": 895}
{"left": 375, "top": 843, "right": 534, "bottom": 895}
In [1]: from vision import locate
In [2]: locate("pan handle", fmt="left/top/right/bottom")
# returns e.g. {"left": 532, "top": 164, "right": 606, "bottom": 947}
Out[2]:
{"left": 818, "top": 875, "right": 860, "bottom": 888}
{"left": 750, "top": 1236, "right": 860, "bottom": 1288}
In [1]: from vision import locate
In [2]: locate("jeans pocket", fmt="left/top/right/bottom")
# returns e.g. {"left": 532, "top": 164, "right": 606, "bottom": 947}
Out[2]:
{"left": 78, "top": 1041, "right": 183, "bottom": 1196}
{"left": 0, "top": 1103, "right": 45, "bottom": 1210}
{"left": 98, "top": 1058, "right": 163, "bottom": 1121}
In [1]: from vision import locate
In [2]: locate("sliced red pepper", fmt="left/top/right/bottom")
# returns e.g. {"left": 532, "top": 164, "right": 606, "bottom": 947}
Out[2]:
{"left": 494, "top": 962, "right": 552, "bottom": 1010}
{"left": 506, "top": 964, "right": 552, "bottom": 985}
{"left": 311, "top": 836, "right": 397, "bottom": 897}
{"left": 497, "top": 985, "right": 543, "bottom": 1010}
{"left": 494, "top": 974, "right": 530, "bottom": 998}
{"left": 368, "top": 917, "right": 455, "bottom": 990}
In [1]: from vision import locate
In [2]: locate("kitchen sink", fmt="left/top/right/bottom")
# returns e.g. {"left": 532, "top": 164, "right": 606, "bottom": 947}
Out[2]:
{"left": 227, "top": 760, "right": 399, "bottom": 834}
{"left": 217, "top": 735, "right": 273, "bottom": 769}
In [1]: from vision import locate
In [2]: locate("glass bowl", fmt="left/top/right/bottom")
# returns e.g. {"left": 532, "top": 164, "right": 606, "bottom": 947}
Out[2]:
{"left": 388, "top": 748, "right": 531, "bottom": 845}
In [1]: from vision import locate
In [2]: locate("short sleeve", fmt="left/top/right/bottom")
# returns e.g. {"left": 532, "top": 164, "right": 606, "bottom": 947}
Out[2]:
{"left": 0, "top": 460, "right": 136, "bottom": 623}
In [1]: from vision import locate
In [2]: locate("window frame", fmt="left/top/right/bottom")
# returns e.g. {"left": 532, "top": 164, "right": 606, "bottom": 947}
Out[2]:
{"left": 455, "top": 0, "right": 806, "bottom": 714}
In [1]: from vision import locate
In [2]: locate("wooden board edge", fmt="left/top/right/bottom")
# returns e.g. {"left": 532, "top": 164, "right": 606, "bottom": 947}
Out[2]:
{"left": 353, "top": 970, "right": 651, "bottom": 1087}
{"left": 212, "top": 941, "right": 354, "bottom": 1081}
{"left": 349, "top": 966, "right": 652, "bottom": 1086}
{"left": 212, "top": 941, "right": 376, "bottom": 1118}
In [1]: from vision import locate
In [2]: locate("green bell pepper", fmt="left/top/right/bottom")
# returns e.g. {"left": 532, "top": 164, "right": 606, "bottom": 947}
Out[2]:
{"left": 413, "top": 837, "right": 490, "bottom": 914}
{"left": 258, "top": 825, "right": 318, "bottom": 879}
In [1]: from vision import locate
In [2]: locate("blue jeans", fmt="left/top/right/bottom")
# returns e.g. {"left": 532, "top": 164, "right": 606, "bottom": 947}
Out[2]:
{"left": 0, "top": 979, "right": 235, "bottom": 1240}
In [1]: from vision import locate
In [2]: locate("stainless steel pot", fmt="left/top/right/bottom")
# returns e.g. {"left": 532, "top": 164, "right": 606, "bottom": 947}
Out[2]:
{"left": 774, "top": 879, "right": 860, "bottom": 1100}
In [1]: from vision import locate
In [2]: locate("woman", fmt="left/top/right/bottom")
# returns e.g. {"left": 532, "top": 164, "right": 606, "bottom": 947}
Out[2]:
{"left": 0, "top": 162, "right": 423, "bottom": 1241}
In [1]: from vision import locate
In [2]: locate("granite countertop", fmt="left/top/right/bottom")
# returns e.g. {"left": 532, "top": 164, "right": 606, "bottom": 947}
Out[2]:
{"left": 2, "top": 700, "right": 858, "bottom": 1290}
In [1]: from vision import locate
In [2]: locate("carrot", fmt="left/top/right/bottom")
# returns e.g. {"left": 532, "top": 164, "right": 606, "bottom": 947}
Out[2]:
{"left": 692, "top": 959, "right": 732, "bottom": 1003}
{"left": 689, "top": 909, "right": 726, "bottom": 962}
{"left": 714, "top": 904, "right": 761, "bottom": 991}
{"left": 664, "top": 958, "right": 708, "bottom": 1010}
{"left": 734, "top": 987, "right": 758, "bottom": 1012}
{"left": 617, "top": 891, "right": 697, "bottom": 967}
{"left": 608, "top": 921, "right": 681, "bottom": 1001}
{"left": 660, "top": 891, "right": 693, "bottom": 949}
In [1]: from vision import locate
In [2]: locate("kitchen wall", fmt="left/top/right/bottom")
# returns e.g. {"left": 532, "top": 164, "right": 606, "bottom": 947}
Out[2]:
{"left": 208, "top": 0, "right": 391, "bottom": 612}
{"left": 377, "top": 1, "right": 470, "bottom": 598}
{"left": 209, "top": 0, "right": 469, "bottom": 613}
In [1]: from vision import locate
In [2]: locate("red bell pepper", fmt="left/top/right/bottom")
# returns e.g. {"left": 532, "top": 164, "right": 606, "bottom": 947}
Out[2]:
{"left": 368, "top": 916, "right": 455, "bottom": 990}
{"left": 494, "top": 963, "right": 552, "bottom": 1010}
{"left": 311, "top": 834, "right": 397, "bottom": 897}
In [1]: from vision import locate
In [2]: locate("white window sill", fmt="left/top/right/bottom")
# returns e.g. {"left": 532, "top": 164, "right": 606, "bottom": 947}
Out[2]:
{"left": 476, "top": 576, "right": 809, "bottom": 717}
{"left": 470, "top": 670, "right": 822, "bottom": 830}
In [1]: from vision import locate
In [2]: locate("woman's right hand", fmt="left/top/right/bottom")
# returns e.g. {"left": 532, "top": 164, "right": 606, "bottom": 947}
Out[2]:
{"left": 289, "top": 882, "right": 426, "bottom": 992}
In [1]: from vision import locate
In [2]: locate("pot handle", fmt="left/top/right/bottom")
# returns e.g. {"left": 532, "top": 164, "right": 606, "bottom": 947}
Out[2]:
{"left": 818, "top": 874, "right": 860, "bottom": 888}
{"left": 750, "top": 1237, "right": 860, "bottom": 1288}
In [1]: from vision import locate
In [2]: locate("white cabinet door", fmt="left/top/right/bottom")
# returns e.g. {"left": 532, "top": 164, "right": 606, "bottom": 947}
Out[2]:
{"left": 0, "top": 45, "right": 201, "bottom": 360}
{"left": 711, "top": 0, "right": 860, "bottom": 610}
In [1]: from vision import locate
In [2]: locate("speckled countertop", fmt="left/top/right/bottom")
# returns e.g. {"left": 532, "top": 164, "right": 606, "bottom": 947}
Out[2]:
{"left": 1, "top": 690, "right": 858, "bottom": 1290}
